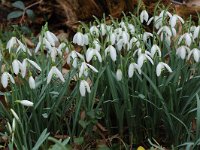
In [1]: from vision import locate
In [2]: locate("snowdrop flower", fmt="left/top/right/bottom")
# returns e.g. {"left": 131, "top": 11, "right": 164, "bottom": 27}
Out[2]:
{"left": 147, "top": 16, "right": 162, "bottom": 29}
{"left": 128, "top": 63, "right": 141, "bottom": 78}
{"left": 178, "top": 33, "right": 193, "bottom": 46}
{"left": 26, "top": 59, "right": 41, "bottom": 72}
{"left": 157, "top": 26, "right": 172, "bottom": 37}
{"left": 12, "top": 59, "right": 21, "bottom": 75}
{"left": 79, "top": 62, "right": 98, "bottom": 77}
{"left": 100, "top": 23, "right": 107, "bottom": 36}
{"left": 35, "top": 41, "right": 41, "bottom": 53}
{"left": 6, "top": 37, "right": 18, "bottom": 53}
{"left": 86, "top": 48, "right": 102, "bottom": 62}
{"left": 83, "top": 33, "right": 89, "bottom": 45}
{"left": 159, "top": 10, "right": 172, "bottom": 18}
{"left": 150, "top": 44, "right": 161, "bottom": 58}
{"left": 50, "top": 47, "right": 58, "bottom": 62}
{"left": 90, "top": 25, "right": 99, "bottom": 37}
{"left": 45, "top": 31, "right": 59, "bottom": 47}
{"left": 187, "top": 48, "right": 200, "bottom": 62}
{"left": 1, "top": 72, "right": 15, "bottom": 88}
{"left": 121, "top": 31, "right": 130, "bottom": 44}
{"left": 93, "top": 40, "right": 101, "bottom": 51}
{"left": 116, "top": 39, "right": 124, "bottom": 51}
{"left": 79, "top": 80, "right": 91, "bottom": 97}
{"left": 116, "top": 69, "right": 122, "bottom": 81}
{"left": 57, "top": 43, "right": 66, "bottom": 54}
{"left": 10, "top": 109, "right": 20, "bottom": 122}
{"left": 129, "top": 37, "right": 140, "bottom": 49}
{"left": 170, "top": 14, "right": 184, "bottom": 28}
{"left": 44, "top": 38, "right": 52, "bottom": 51}
{"left": 156, "top": 62, "right": 172, "bottom": 77}
{"left": 176, "top": 46, "right": 190, "bottom": 59}
{"left": 140, "top": 10, "right": 149, "bottom": 23}
{"left": 47, "top": 66, "right": 65, "bottom": 84}
{"left": 29, "top": 76, "right": 36, "bottom": 89}
{"left": 16, "top": 100, "right": 34, "bottom": 107}
{"left": 73, "top": 32, "right": 85, "bottom": 46}
{"left": 105, "top": 45, "right": 117, "bottom": 61}
{"left": 137, "top": 53, "right": 154, "bottom": 68}
{"left": 16, "top": 39, "right": 32, "bottom": 56}
{"left": 106, "top": 32, "right": 116, "bottom": 45}
{"left": 143, "top": 32, "right": 153, "bottom": 43}
{"left": 193, "top": 26, "right": 200, "bottom": 40}
{"left": 128, "top": 24, "right": 135, "bottom": 34}
{"left": 67, "top": 50, "right": 84, "bottom": 68}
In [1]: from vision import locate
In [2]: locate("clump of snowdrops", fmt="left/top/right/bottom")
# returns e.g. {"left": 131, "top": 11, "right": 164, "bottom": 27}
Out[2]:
{"left": 1, "top": 5, "right": 200, "bottom": 149}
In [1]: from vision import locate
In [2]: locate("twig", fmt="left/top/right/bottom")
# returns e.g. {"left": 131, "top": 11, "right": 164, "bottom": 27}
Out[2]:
{"left": 20, "top": 0, "right": 43, "bottom": 25}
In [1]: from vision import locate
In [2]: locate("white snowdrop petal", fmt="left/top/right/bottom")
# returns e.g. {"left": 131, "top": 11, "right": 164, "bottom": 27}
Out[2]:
{"left": 1, "top": 72, "right": 8, "bottom": 88}
{"left": 12, "top": 59, "right": 20, "bottom": 75}
{"left": 20, "top": 100, "right": 34, "bottom": 107}
{"left": 116, "top": 69, "right": 122, "bottom": 81}
{"left": 47, "top": 68, "right": 53, "bottom": 84}
{"left": 10, "top": 109, "right": 20, "bottom": 122}
{"left": 27, "top": 59, "right": 41, "bottom": 71}
{"left": 55, "top": 67, "right": 65, "bottom": 82}
{"left": 80, "top": 80, "right": 86, "bottom": 96}
{"left": 128, "top": 63, "right": 134, "bottom": 78}
{"left": 84, "top": 80, "right": 91, "bottom": 93}
{"left": 156, "top": 63, "right": 163, "bottom": 77}
{"left": 29, "top": 76, "right": 36, "bottom": 89}
{"left": 87, "top": 63, "right": 98, "bottom": 73}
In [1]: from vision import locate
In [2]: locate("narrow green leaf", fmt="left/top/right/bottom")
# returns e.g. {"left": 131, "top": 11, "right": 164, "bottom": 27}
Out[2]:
{"left": 32, "top": 128, "right": 50, "bottom": 150}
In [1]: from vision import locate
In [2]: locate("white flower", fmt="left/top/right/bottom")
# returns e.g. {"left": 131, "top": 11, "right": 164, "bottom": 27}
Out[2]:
{"left": 100, "top": 23, "right": 106, "bottom": 36}
{"left": 93, "top": 40, "right": 101, "bottom": 51}
{"left": 83, "top": 34, "right": 89, "bottom": 45}
{"left": 35, "top": 41, "right": 41, "bottom": 53}
{"left": 29, "top": 76, "right": 36, "bottom": 89}
{"left": 169, "top": 14, "right": 184, "bottom": 28}
{"left": 79, "top": 80, "right": 91, "bottom": 97}
{"left": 157, "top": 26, "right": 172, "bottom": 37}
{"left": 57, "top": 43, "right": 66, "bottom": 54}
{"left": 156, "top": 62, "right": 172, "bottom": 77}
{"left": 12, "top": 59, "right": 21, "bottom": 75}
{"left": 17, "top": 100, "right": 34, "bottom": 107}
{"left": 193, "top": 26, "right": 200, "bottom": 40}
{"left": 128, "top": 63, "right": 141, "bottom": 78}
{"left": 106, "top": 32, "right": 116, "bottom": 45}
{"left": 150, "top": 44, "right": 161, "bottom": 58}
{"left": 178, "top": 33, "right": 193, "bottom": 46}
{"left": 121, "top": 31, "right": 130, "bottom": 44}
{"left": 147, "top": 16, "right": 162, "bottom": 29}
{"left": 176, "top": 46, "right": 190, "bottom": 59}
{"left": 6, "top": 37, "right": 17, "bottom": 53}
{"left": 105, "top": 45, "right": 117, "bottom": 61}
{"left": 86, "top": 48, "right": 102, "bottom": 62}
{"left": 50, "top": 47, "right": 58, "bottom": 62}
{"left": 143, "top": 32, "right": 153, "bottom": 43}
{"left": 1, "top": 72, "right": 15, "bottom": 88}
{"left": 140, "top": 10, "right": 149, "bottom": 23}
{"left": 128, "top": 24, "right": 135, "bottom": 34}
{"left": 187, "top": 48, "right": 200, "bottom": 62}
{"left": 159, "top": 10, "right": 172, "bottom": 18}
{"left": 137, "top": 53, "right": 154, "bottom": 68}
{"left": 116, "top": 69, "right": 122, "bottom": 81}
{"left": 26, "top": 59, "right": 41, "bottom": 72}
{"left": 47, "top": 66, "right": 65, "bottom": 84}
{"left": 10, "top": 109, "right": 20, "bottom": 122}
{"left": 79, "top": 62, "right": 98, "bottom": 77}
{"left": 45, "top": 31, "right": 59, "bottom": 47}
{"left": 73, "top": 32, "right": 85, "bottom": 46}
{"left": 67, "top": 51, "right": 84, "bottom": 68}
{"left": 129, "top": 37, "right": 140, "bottom": 49}
{"left": 90, "top": 25, "right": 99, "bottom": 37}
